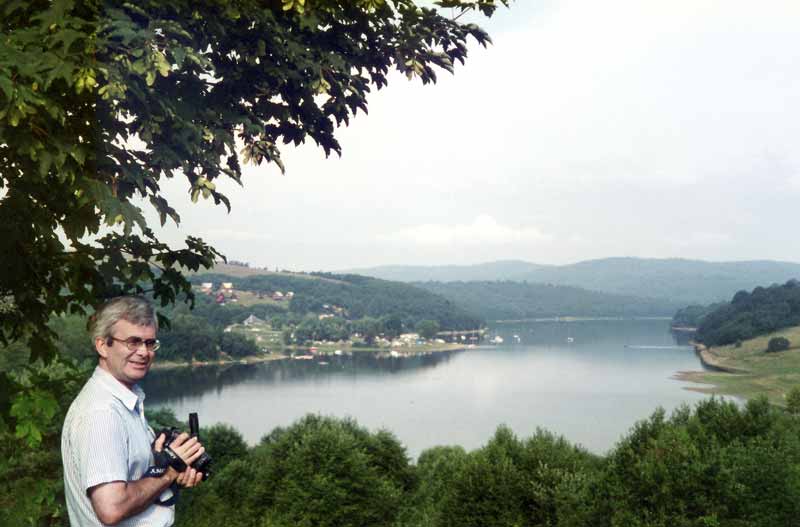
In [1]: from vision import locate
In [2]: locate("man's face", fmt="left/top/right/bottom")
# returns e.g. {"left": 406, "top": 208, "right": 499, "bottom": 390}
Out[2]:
{"left": 97, "top": 319, "right": 157, "bottom": 389}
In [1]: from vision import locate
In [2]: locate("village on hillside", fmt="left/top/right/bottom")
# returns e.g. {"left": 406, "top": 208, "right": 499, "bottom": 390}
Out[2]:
{"left": 199, "top": 280, "right": 295, "bottom": 305}
{"left": 194, "top": 281, "right": 481, "bottom": 361}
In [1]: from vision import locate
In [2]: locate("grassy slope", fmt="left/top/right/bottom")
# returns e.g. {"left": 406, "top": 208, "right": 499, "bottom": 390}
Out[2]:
{"left": 679, "top": 325, "right": 800, "bottom": 406}
{"left": 188, "top": 262, "right": 347, "bottom": 282}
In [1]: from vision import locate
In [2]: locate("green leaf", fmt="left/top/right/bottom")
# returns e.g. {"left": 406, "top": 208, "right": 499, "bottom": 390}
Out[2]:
{"left": 11, "top": 388, "right": 59, "bottom": 448}
{"left": 0, "top": 76, "right": 13, "bottom": 99}
{"left": 172, "top": 47, "right": 186, "bottom": 66}
{"left": 69, "top": 147, "right": 86, "bottom": 166}
{"left": 50, "top": 28, "right": 84, "bottom": 54}
{"left": 155, "top": 52, "right": 171, "bottom": 77}
{"left": 8, "top": 108, "right": 20, "bottom": 127}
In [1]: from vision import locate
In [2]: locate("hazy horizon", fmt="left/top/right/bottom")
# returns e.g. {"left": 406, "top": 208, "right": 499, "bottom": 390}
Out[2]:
{"left": 211, "top": 255, "right": 800, "bottom": 277}
{"left": 147, "top": 1, "right": 800, "bottom": 272}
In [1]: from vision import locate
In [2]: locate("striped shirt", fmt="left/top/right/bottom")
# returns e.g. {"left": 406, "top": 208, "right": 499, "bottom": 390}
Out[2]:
{"left": 61, "top": 367, "right": 174, "bottom": 526}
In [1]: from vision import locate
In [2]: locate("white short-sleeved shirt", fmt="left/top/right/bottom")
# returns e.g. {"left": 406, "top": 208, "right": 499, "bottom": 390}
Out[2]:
{"left": 61, "top": 367, "right": 174, "bottom": 526}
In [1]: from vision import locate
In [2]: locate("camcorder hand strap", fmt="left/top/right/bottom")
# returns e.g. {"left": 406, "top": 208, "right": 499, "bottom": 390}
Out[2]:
{"left": 153, "top": 446, "right": 188, "bottom": 473}
{"left": 142, "top": 466, "right": 179, "bottom": 507}
{"left": 144, "top": 446, "right": 186, "bottom": 506}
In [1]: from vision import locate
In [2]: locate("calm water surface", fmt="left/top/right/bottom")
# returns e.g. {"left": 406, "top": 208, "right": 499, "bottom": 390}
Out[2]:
{"left": 143, "top": 319, "right": 708, "bottom": 458}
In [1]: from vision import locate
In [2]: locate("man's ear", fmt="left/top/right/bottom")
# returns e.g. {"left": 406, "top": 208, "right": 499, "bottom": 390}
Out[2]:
{"left": 95, "top": 337, "right": 109, "bottom": 359}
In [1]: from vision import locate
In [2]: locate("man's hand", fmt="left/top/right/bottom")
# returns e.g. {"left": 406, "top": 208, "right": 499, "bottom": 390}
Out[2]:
{"left": 176, "top": 467, "right": 204, "bottom": 488}
{"left": 154, "top": 432, "right": 206, "bottom": 486}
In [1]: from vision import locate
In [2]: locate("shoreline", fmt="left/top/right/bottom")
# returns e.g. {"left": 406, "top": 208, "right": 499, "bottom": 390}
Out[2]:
{"left": 673, "top": 328, "right": 800, "bottom": 406}
{"left": 150, "top": 344, "right": 467, "bottom": 370}
{"left": 691, "top": 342, "right": 750, "bottom": 374}
{"left": 493, "top": 316, "right": 673, "bottom": 323}
{"left": 672, "top": 342, "right": 750, "bottom": 397}
{"left": 151, "top": 352, "right": 287, "bottom": 371}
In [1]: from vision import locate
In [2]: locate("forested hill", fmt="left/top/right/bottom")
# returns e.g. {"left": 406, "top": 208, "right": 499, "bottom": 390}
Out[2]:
{"left": 189, "top": 272, "right": 482, "bottom": 330}
{"left": 696, "top": 280, "right": 800, "bottom": 346}
{"left": 414, "top": 281, "right": 682, "bottom": 321}
{"left": 341, "top": 260, "right": 547, "bottom": 282}
{"left": 347, "top": 258, "right": 800, "bottom": 305}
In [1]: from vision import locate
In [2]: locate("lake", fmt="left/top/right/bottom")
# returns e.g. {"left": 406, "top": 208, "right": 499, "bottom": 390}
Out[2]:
{"left": 143, "top": 319, "right": 710, "bottom": 458}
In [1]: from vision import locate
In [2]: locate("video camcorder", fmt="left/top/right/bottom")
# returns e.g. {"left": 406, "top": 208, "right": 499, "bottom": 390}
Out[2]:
{"left": 154, "top": 412, "right": 213, "bottom": 480}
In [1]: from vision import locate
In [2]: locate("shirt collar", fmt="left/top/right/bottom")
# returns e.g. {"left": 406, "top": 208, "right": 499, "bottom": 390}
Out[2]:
{"left": 92, "top": 366, "right": 146, "bottom": 412}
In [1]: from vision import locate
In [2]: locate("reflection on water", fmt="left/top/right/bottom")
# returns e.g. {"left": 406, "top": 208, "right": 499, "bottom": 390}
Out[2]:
{"left": 143, "top": 319, "right": 706, "bottom": 458}
{"left": 145, "top": 351, "right": 457, "bottom": 405}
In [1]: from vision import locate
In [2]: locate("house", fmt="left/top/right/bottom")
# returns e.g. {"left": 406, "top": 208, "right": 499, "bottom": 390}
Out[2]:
{"left": 399, "top": 333, "right": 420, "bottom": 343}
{"left": 221, "top": 282, "right": 234, "bottom": 292}
{"left": 272, "top": 291, "right": 284, "bottom": 301}
{"left": 243, "top": 314, "right": 263, "bottom": 326}
{"left": 200, "top": 282, "right": 213, "bottom": 293}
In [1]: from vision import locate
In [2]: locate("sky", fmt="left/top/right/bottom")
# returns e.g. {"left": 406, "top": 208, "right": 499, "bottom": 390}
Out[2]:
{"left": 148, "top": 0, "right": 800, "bottom": 272}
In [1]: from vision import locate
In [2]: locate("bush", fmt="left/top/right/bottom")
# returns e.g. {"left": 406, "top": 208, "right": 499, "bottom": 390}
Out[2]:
{"left": 596, "top": 397, "right": 800, "bottom": 527}
{"left": 434, "top": 426, "right": 599, "bottom": 527}
{"left": 767, "top": 336, "right": 790, "bottom": 353}
{"left": 787, "top": 387, "right": 800, "bottom": 416}
{"left": 256, "top": 415, "right": 409, "bottom": 527}
{"left": 203, "top": 423, "right": 249, "bottom": 472}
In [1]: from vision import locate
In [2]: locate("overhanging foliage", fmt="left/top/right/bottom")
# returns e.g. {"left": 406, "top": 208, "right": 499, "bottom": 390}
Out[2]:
{"left": 0, "top": 0, "right": 508, "bottom": 361}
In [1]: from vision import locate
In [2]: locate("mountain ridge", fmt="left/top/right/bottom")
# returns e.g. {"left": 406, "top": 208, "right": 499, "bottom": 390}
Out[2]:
{"left": 342, "top": 257, "right": 800, "bottom": 305}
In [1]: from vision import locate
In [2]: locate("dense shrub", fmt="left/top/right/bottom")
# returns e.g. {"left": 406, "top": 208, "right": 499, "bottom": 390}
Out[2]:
{"left": 767, "top": 336, "right": 791, "bottom": 353}
{"left": 4, "top": 396, "right": 799, "bottom": 527}
{"left": 400, "top": 426, "right": 600, "bottom": 527}
{"left": 203, "top": 423, "right": 248, "bottom": 472}
{"left": 595, "top": 398, "right": 800, "bottom": 527}
{"left": 787, "top": 387, "right": 800, "bottom": 415}
{"left": 0, "top": 360, "right": 89, "bottom": 527}
{"left": 176, "top": 415, "right": 412, "bottom": 527}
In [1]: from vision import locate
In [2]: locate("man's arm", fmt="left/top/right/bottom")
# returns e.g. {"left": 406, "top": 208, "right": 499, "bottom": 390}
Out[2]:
{"left": 88, "top": 469, "right": 178, "bottom": 526}
{"left": 88, "top": 432, "right": 205, "bottom": 525}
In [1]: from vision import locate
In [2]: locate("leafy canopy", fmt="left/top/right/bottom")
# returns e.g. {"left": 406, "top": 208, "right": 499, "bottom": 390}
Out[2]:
{"left": 0, "top": 0, "right": 509, "bottom": 361}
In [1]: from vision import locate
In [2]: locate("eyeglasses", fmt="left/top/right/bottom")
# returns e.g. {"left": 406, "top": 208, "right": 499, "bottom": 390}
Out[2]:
{"left": 108, "top": 336, "right": 161, "bottom": 352}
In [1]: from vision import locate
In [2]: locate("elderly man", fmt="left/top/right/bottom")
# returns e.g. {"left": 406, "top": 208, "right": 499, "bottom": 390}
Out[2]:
{"left": 62, "top": 296, "right": 204, "bottom": 526}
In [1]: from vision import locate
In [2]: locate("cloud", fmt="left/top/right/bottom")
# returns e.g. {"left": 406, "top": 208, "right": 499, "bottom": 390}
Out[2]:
{"left": 204, "top": 228, "right": 274, "bottom": 243}
{"left": 379, "top": 214, "right": 552, "bottom": 246}
{"left": 146, "top": 0, "right": 800, "bottom": 269}
{"left": 671, "top": 231, "right": 734, "bottom": 249}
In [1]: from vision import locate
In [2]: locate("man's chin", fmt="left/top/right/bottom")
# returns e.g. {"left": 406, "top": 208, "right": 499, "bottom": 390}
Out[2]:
{"left": 126, "top": 363, "right": 151, "bottom": 378}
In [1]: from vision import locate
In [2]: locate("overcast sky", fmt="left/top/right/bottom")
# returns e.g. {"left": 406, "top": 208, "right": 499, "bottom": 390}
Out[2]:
{"left": 149, "top": 0, "right": 800, "bottom": 272}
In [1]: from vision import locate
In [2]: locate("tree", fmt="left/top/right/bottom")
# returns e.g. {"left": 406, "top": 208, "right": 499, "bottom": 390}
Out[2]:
{"left": 220, "top": 331, "right": 260, "bottom": 358}
{"left": 202, "top": 423, "right": 249, "bottom": 472}
{"left": 270, "top": 315, "right": 284, "bottom": 331}
{"left": 415, "top": 319, "right": 440, "bottom": 340}
{"left": 254, "top": 415, "right": 410, "bottom": 527}
{"left": 1, "top": 3, "right": 510, "bottom": 523}
{"left": 354, "top": 316, "right": 383, "bottom": 345}
{"left": 1, "top": 0, "right": 509, "bottom": 361}
{"left": 767, "top": 336, "right": 790, "bottom": 353}
{"left": 383, "top": 314, "right": 404, "bottom": 338}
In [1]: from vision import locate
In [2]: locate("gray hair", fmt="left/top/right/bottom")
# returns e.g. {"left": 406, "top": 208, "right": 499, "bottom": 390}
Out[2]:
{"left": 89, "top": 296, "right": 158, "bottom": 343}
